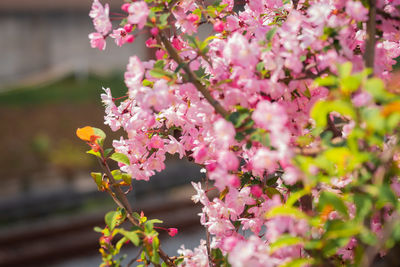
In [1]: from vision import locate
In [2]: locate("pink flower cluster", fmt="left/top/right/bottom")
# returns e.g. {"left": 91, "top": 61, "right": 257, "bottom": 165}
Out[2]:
{"left": 89, "top": 0, "right": 400, "bottom": 265}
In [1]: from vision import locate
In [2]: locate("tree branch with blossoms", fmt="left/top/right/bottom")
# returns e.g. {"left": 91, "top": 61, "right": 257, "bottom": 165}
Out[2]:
{"left": 81, "top": 0, "right": 400, "bottom": 266}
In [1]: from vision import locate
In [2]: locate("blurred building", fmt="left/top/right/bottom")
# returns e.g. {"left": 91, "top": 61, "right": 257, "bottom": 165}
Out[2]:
{"left": 0, "top": 0, "right": 148, "bottom": 90}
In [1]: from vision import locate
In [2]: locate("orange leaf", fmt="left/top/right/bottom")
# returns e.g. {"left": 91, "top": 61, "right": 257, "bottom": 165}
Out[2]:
{"left": 382, "top": 101, "right": 400, "bottom": 117}
{"left": 76, "top": 126, "right": 95, "bottom": 141}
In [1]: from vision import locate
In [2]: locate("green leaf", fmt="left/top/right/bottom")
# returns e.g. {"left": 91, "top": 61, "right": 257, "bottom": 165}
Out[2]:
{"left": 104, "top": 148, "right": 113, "bottom": 157}
{"left": 94, "top": 226, "right": 103, "bottom": 233}
{"left": 149, "top": 68, "right": 173, "bottom": 79}
{"left": 105, "top": 211, "right": 120, "bottom": 231}
{"left": 110, "top": 152, "right": 130, "bottom": 166}
{"left": 148, "top": 219, "right": 163, "bottom": 224}
{"left": 145, "top": 221, "right": 154, "bottom": 233}
{"left": 154, "top": 60, "right": 165, "bottom": 69}
{"left": 318, "top": 191, "right": 348, "bottom": 218}
{"left": 338, "top": 62, "right": 353, "bottom": 78}
{"left": 227, "top": 110, "right": 251, "bottom": 128}
{"left": 279, "top": 258, "right": 314, "bottom": 267}
{"left": 93, "top": 127, "right": 106, "bottom": 146}
{"left": 322, "top": 237, "right": 350, "bottom": 257}
{"left": 122, "top": 173, "right": 132, "bottom": 185}
{"left": 250, "top": 129, "right": 271, "bottom": 147}
{"left": 377, "top": 185, "right": 398, "bottom": 208}
{"left": 364, "top": 78, "right": 387, "bottom": 102}
{"left": 266, "top": 205, "right": 310, "bottom": 221}
{"left": 314, "top": 75, "right": 338, "bottom": 87}
{"left": 86, "top": 149, "right": 101, "bottom": 158}
{"left": 341, "top": 75, "right": 361, "bottom": 93}
{"left": 270, "top": 235, "right": 304, "bottom": 253}
{"left": 256, "top": 62, "right": 265, "bottom": 72}
{"left": 311, "top": 100, "right": 355, "bottom": 130}
{"left": 286, "top": 189, "right": 310, "bottom": 207}
{"left": 115, "top": 236, "right": 128, "bottom": 252}
{"left": 324, "top": 220, "right": 361, "bottom": 239}
{"left": 266, "top": 27, "right": 277, "bottom": 42}
{"left": 354, "top": 193, "right": 372, "bottom": 221}
{"left": 359, "top": 229, "right": 377, "bottom": 245}
{"left": 151, "top": 236, "right": 160, "bottom": 264}
{"left": 159, "top": 13, "right": 170, "bottom": 26}
{"left": 118, "top": 229, "right": 140, "bottom": 246}
{"left": 91, "top": 172, "right": 103, "bottom": 189}
{"left": 265, "top": 187, "right": 283, "bottom": 199}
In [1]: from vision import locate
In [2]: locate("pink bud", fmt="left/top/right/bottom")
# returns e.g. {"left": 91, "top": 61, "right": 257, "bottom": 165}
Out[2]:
{"left": 172, "top": 37, "right": 183, "bottom": 50}
{"left": 121, "top": 3, "right": 130, "bottom": 13}
{"left": 228, "top": 175, "right": 240, "bottom": 188}
{"left": 155, "top": 49, "right": 166, "bottom": 60}
{"left": 206, "top": 162, "right": 217, "bottom": 172}
{"left": 145, "top": 235, "right": 154, "bottom": 244}
{"left": 126, "top": 35, "right": 135, "bottom": 43}
{"left": 187, "top": 14, "right": 199, "bottom": 23}
{"left": 251, "top": 185, "right": 263, "bottom": 198}
{"left": 213, "top": 20, "right": 225, "bottom": 32}
{"left": 168, "top": 228, "right": 178, "bottom": 237}
{"left": 150, "top": 27, "right": 159, "bottom": 36}
{"left": 124, "top": 24, "right": 133, "bottom": 33}
{"left": 145, "top": 38, "right": 157, "bottom": 47}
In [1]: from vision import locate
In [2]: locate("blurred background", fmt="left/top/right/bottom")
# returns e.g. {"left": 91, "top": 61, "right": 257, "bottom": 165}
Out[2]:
{"left": 0, "top": 1, "right": 205, "bottom": 266}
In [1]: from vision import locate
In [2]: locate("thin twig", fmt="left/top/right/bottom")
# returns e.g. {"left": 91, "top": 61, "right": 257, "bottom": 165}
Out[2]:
{"left": 364, "top": 0, "right": 377, "bottom": 72}
{"left": 97, "top": 156, "right": 176, "bottom": 267}
{"left": 157, "top": 33, "right": 230, "bottom": 118}
{"left": 126, "top": 248, "right": 143, "bottom": 267}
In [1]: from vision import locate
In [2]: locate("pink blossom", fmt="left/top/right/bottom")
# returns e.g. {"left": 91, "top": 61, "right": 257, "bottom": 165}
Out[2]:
{"left": 346, "top": 1, "right": 368, "bottom": 21}
{"left": 213, "top": 118, "right": 236, "bottom": 148}
{"left": 252, "top": 101, "right": 287, "bottom": 131}
{"left": 110, "top": 28, "right": 132, "bottom": 47}
{"left": 213, "top": 20, "right": 225, "bottom": 32}
{"left": 252, "top": 148, "right": 278, "bottom": 173}
{"left": 89, "top": 0, "right": 112, "bottom": 35}
{"left": 218, "top": 150, "right": 239, "bottom": 171}
{"left": 145, "top": 38, "right": 157, "bottom": 47}
{"left": 155, "top": 49, "right": 166, "bottom": 60}
{"left": 88, "top": 32, "right": 106, "bottom": 50}
{"left": 193, "top": 145, "right": 208, "bottom": 163}
{"left": 165, "top": 135, "right": 185, "bottom": 159}
{"left": 173, "top": 8, "right": 198, "bottom": 34}
{"left": 352, "top": 91, "right": 372, "bottom": 107}
{"left": 148, "top": 135, "right": 164, "bottom": 149}
{"left": 125, "top": 56, "right": 144, "bottom": 93}
{"left": 223, "top": 32, "right": 259, "bottom": 68}
{"left": 168, "top": 228, "right": 178, "bottom": 237}
{"left": 127, "top": 1, "right": 149, "bottom": 29}
{"left": 186, "top": 14, "right": 199, "bottom": 23}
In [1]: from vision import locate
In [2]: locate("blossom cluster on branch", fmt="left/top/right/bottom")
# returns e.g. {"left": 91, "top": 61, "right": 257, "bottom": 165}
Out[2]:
{"left": 80, "top": 0, "right": 400, "bottom": 266}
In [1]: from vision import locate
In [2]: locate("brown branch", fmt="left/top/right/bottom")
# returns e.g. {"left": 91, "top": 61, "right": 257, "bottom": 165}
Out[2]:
{"left": 157, "top": 33, "right": 230, "bottom": 118}
{"left": 361, "top": 213, "right": 400, "bottom": 267}
{"left": 326, "top": 114, "right": 342, "bottom": 138}
{"left": 364, "top": 0, "right": 377, "bottom": 72}
{"left": 97, "top": 156, "right": 176, "bottom": 267}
